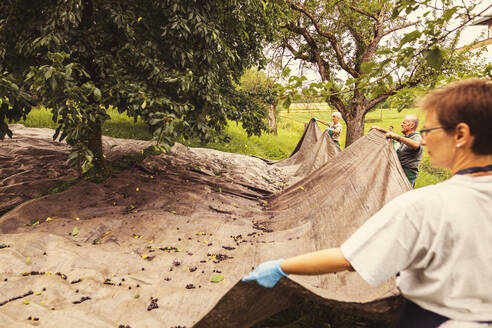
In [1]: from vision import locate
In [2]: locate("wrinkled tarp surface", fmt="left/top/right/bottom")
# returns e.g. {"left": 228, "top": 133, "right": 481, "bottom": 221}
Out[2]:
{"left": 0, "top": 122, "right": 410, "bottom": 327}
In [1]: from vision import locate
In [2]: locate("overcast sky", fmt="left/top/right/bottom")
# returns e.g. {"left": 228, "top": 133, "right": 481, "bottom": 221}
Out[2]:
{"left": 453, "top": 1, "right": 491, "bottom": 61}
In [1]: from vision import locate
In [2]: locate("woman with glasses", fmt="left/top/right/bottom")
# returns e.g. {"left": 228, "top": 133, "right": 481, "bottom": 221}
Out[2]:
{"left": 243, "top": 79, "right": 492, "bottom": 328}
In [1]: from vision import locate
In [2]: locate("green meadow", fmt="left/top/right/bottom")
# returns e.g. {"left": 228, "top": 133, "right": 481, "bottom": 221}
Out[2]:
{"left": 17, "top": 106, "right": 451, "bottom": 188}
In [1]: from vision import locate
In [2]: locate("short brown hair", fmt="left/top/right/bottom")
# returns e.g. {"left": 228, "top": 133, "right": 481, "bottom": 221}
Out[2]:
{"left": 420, "top": 78, "right": 492, "bottom": 155}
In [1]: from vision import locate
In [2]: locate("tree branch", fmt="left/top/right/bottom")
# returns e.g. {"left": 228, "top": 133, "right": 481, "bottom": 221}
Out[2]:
{"left": 281, "top": 40, "right": 313, "bottom": 62}
{"left": 382, "top": 22, "right": 419, "bottom": 37}
{"left": 282, "top": 22, "right": 333, "bottom": 82}
{"left": 360, "top": 5, "right": 386, "bottom": 66}
{"left": 348, "top": 5, "right": 378, "bottom": 22}
{"left": 288, "top": 2, "right": 360, "bottom": 78}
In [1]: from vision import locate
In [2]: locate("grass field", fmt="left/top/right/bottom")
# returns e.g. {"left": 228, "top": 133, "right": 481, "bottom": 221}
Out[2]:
{"left": 16, "top": 106, "right": 451, "bottom": 187}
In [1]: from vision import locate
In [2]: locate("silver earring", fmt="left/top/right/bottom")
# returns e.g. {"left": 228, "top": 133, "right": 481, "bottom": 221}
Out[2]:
{"left": 456, "top": 144, "right": 462, "bottom": 148}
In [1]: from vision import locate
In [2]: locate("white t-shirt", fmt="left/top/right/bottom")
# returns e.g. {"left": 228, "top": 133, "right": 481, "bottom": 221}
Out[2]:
{"left": 341, "top": 175, "right": 492, "bottom": 322}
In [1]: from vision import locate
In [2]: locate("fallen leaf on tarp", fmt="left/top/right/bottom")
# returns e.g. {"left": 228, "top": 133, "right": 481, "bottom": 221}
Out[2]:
{"left": 24, "top": 219, "right": 40, "bottom": 227}
{"left": 23, "top": 300, "right": 29, "bottom": 305}
{"left": 135, "top": 294, "right": 140, "bottom": 299}
{"left": 75, "top": 217, "right": 80, "bottom": 221}
{"left": 104, "top": 278, "right": 115, "bottom": 285}
{"left": 26, "top": 257, "right": 31, "bottom": 265}
{"left": 210, "top": 274, "right": 224, "bottom": 283}
{"left": 72, "top": 227, "right": 79, "bottom": 236}
{"left": 147, "top": 297, "right": 158, "bottom": 311}
{"left": 45, "top": 217, "right": 53, "bottom": 222}
{"left": 298, "top": 186, "right": 305, "bottom": 190}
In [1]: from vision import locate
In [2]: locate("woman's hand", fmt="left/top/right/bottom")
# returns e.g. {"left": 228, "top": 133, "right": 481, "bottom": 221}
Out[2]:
{"left": 241, "top": 259, "right": 288, "bottom": 288}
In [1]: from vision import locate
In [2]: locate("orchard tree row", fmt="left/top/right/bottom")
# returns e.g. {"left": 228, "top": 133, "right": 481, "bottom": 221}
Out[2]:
{"left": 1, "top": 0, "right": 491, "bottom": 177}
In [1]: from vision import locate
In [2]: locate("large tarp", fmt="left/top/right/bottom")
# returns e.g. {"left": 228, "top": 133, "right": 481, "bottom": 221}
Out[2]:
{"left": 0, "top": 123, "right": 410, "bottom": 327}
{"left": 273, "top": 119, "right": 341, "bottom": 182}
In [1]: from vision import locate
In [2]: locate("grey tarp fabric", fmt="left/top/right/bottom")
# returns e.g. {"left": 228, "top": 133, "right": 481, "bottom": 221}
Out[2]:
{"left": 0, "top": 124, "right": 410, "bottom": 327}
{"left": 0, "top": 124, "right": 155, "bottom": 216}
{"left": 272, "top": 119, "right": 340, "bottom": 182}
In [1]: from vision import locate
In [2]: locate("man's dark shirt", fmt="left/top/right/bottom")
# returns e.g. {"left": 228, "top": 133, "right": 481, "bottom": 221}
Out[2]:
{"left": 397, "top": 132, "right": 423, "bottom": 172}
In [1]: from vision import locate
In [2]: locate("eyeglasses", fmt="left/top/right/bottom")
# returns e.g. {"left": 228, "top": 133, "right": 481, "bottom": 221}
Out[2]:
{"left": 419, "top": 126, "right": 453, "bottom": 137}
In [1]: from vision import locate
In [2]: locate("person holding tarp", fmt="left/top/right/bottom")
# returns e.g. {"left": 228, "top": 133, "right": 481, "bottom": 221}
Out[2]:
{"left": 313, "top": 112, "right": 343, "bottom": 146}
{"left": 243, "top": 79, "right": 492, "bottom": 328}
{"left": 372, "top": 115, "right": 423, "bottom": 186}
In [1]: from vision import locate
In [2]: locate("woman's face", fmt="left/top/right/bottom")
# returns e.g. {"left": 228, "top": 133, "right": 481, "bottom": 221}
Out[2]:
{"left": 420, "top": 109, "right": 456, "bottom": 169}
{"left": 332, "top": 115, "right": 339, "bottom": 124}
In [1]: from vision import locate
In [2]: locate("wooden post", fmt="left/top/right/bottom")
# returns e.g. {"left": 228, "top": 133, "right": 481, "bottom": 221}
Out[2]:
{"left": 268, "top": 103, "right": 278, "bottom": 136}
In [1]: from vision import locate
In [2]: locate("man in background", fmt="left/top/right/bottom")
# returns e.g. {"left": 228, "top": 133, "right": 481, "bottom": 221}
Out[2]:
{"left": 373, "top": 115, "right": 423, "bottom": 186}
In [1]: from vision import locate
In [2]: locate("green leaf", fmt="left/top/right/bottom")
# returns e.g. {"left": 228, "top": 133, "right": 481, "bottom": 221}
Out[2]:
{"left": 93, "top": 88, "right": 102, "bottom": 102}
{"left": 72, "top": 226, "right": 79, "bottom": 236}
{"left": 391, "top": 6, "right": 401, "bottom": 19}
{"left": 400, "top": 31, "right": 421, "bottom": 46}
{"left": 360, "top": 61, "right": 377, "bottom": 74}
{"left": 44, "top": 68, "right": 53, "bottom": 79}
{"left": 424, "top": 48, "right": 444, "bottom": 69}
{"left": 442, "top": 8, "right": 457, "bottom": 21}
{"left": 210, "top": 274, "right": 224, "bottom": 283}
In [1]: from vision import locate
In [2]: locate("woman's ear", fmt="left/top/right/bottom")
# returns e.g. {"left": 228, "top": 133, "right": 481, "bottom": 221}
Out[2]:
{"left": 454, "top": 122, "right": 472, "bottom": 148}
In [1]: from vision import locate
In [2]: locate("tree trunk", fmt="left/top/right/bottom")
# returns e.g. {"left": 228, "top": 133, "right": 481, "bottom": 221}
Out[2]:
{"left": 268, "top": 103, "right": 278, "bottom": 136}
{"left": 86, "top": 120, "right": 109, "bottom": 177}
{"left": 344, "top": 109, "right": 366, "bottom": 147}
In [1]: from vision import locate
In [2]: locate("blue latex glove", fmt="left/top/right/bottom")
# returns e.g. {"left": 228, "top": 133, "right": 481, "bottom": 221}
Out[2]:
{"left": 312, "top": 117, "right": 318, "bottom": 122}
{"left": 241, "top": 259, "right": 288, "bottom": 288}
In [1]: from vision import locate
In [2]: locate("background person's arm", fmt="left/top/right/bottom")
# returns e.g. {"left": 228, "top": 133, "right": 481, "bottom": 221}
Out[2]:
{"left": 317, "top": 119, "right": 331, "bottom": 126}
{"left": 386, "top": 132, "right": 420, "bottom": 149}
{"left": 371, "top": 126, "right": 388, "bottom": 133}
